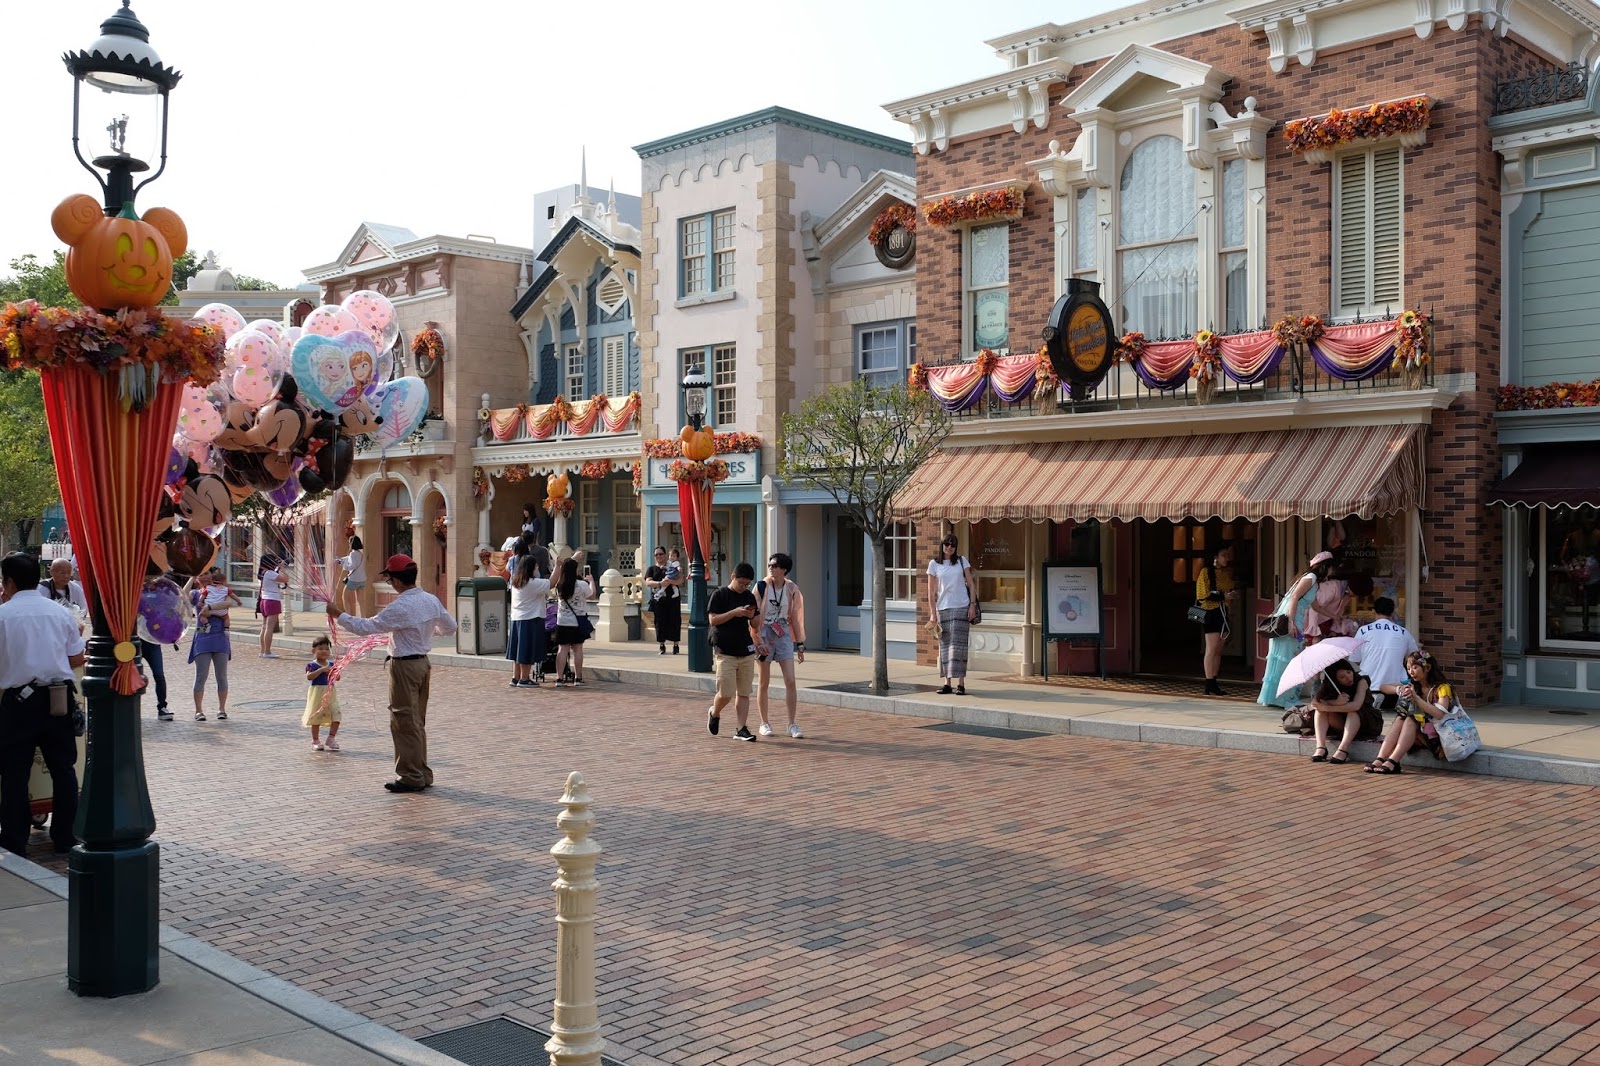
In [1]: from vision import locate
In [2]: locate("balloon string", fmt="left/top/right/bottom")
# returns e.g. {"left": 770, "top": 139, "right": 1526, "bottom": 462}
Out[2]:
{"left": 329, "top": 632, "right": 389, "bottom": 682}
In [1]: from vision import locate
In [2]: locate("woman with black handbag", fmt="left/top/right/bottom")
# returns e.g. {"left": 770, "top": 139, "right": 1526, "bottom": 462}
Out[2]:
{"left": 1256, "top": 551, "right": 1333, "bottom": 710}
{"left": 1194, "top": 543, "right": 1237, "bottom": 696}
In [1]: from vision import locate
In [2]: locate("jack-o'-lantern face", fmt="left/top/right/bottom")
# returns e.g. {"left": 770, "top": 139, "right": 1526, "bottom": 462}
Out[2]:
{"left": 50, "top": 194, "right": 187, "bottom": 311}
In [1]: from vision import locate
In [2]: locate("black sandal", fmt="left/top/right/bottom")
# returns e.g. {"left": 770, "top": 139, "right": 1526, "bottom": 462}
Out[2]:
{"left": 938, "top": 684, "right": 953, "bottom": 694}
{"left": 956, "top": 685, "right": 966, "bottom": 695}
{"left": 1329, "top": 749, "right": 1351, "bottom": 764}
{"left": 1311, "top": 747, "right": 1328, "bottom": 762}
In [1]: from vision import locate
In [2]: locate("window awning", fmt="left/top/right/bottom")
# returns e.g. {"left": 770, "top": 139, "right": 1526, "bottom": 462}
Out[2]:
{"left": 1487, "top": 446, "right": 1600, "bottom": 509}
{"left": 894, "top": 423, "right": 1425, "bottom": 524}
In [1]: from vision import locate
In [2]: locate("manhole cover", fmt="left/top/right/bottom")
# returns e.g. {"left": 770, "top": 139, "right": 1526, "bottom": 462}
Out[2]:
{"left": 230, "top": 699, "right": 306, "bottom": 710}
{"left": 1550, "top": 709, "right": 1590, "bottom": 716}
{"left": 418, "top": 1017, "right": 629, "bottom": 1066}
{"left": 812, "top": 681, "right": 940, "bottom": 695}
{"left": 921, "top": 721, "right": 1049, "bottom": 741}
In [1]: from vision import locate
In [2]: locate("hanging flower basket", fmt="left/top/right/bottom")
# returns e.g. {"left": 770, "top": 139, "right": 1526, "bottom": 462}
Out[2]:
{"left": 1392, "top": 309, "right": 1432, "bottom": 388}
{"left": 578, "top": 459, "right": 613, "bottom": 480}
{"left": 543, "top": 496, "right": 575, "bottom": 518}
{"left": 923, "top": 184, "right": 1026, "bottom": 229}
{"left": 1496, "top": 378, "right": 1600, "bottom": 410}
{"left": 432, "top": 515, "right": 448, "bottom": 544}
{"left": 1285, "top": 96, "right": 1431, "bottom": 158}
{"left": 411, "top": 326, "right": 445, "bottom": 375}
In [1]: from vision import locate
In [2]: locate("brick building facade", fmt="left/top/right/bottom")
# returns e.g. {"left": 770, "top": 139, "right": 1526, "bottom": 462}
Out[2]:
{"left": 887, "top": 0, "right": 1600, "bottom": 703}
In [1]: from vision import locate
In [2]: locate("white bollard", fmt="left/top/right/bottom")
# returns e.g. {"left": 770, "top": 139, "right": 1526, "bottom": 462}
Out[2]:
{"left": 546, "top": 772, "right": 604, "bottom": 1066}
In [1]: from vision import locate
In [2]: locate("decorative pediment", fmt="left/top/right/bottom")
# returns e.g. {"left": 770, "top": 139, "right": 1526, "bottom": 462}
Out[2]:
{"left": 1059, "top": 44, "right": 1230, "bottom": 115}
{"left": 811, "top": 169, "right": 917, "bottom": 251}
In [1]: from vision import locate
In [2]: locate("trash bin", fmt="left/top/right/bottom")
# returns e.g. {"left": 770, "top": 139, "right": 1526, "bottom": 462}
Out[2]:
{"left": 455, "top": 576, "right": 508, "bottom": 655}
{"left": 625, "top": 603, "right": 642, "bottom": 641}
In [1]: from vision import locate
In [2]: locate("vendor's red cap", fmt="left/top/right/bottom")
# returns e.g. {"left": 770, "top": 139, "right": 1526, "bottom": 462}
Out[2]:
{"left": 379, "top": 554, "right": 417, "bottom": 576}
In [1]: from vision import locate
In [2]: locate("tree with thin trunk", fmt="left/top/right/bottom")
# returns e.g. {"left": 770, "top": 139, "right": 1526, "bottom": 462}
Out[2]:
{"left": 778, "top": 378, "right": 951, "bottom": 695}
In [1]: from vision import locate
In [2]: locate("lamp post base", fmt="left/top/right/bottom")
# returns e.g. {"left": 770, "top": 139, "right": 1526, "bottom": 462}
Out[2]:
{"left": 686, "top": 553, "right": 713, "bottom": 675}
{"left": 68, "top": 840, "right": 160, "bottom": 996}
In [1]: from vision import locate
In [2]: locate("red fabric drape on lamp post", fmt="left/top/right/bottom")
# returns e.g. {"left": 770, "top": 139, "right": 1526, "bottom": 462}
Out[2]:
{"left": 677, "top": 479, "right": 698, "bottom": 562}
{"left": 38, "top": 365, "right": 183, "bottom": 695}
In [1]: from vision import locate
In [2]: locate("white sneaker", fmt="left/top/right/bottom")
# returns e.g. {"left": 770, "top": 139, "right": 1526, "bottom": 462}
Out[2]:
{"left": 788, "top": 724, "right": 804, "bottom": 739}
{"left": 758, "top": 722, "right": 775, "bottom": 737}
{"left": 312, "top": 742, "right": 324, "bottom": 751}
{"left": 324, "top": 737, "right": 341, "bottom": 751}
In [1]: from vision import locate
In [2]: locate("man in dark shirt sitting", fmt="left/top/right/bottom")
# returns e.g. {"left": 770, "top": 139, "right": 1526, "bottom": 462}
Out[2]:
{"left": 705, "top": 562, "right": 760, "bottom": 742}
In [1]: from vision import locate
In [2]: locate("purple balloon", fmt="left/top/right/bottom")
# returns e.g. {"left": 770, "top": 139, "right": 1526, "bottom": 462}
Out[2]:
{"left": 266, "top": 460, "right": 305, "bottom": 507}
{"left": 138, "top": 578, "right": 184, "bottom": 644}
{"left": 165, "top": 446, "right": 186, "bottom": 486}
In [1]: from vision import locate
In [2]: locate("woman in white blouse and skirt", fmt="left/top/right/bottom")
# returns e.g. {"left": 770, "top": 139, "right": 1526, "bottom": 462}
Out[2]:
{"left": 926, "top": 533, "right": 979, "bottom": 695}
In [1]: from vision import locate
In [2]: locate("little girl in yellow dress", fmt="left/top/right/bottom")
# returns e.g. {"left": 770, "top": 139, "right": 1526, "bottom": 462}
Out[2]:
{"left": 303, "top": 636, "right": 342, "bottom": 751}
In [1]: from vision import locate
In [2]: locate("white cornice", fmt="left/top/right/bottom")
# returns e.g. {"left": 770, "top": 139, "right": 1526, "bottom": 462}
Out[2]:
{"left": 471, "top": 434, "right": 643, "bottom": 472}
{"left": 304, "top": 236, "right": 533, "bottom": 283}
{"left": 884, "top": 59, "right": 1072, "bottom": 154}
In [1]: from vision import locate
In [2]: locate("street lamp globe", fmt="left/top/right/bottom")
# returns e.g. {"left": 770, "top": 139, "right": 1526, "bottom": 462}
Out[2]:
{"left": 63, "top": 2, "right": 182, "bottom": 212}
{"left": 681, "top": 369, "right": 711, "bottom": 429}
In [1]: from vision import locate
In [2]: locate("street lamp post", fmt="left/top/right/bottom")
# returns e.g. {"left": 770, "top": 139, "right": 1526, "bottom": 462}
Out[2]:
{"left": 60, "top": 2, "right": 182, "bottom": 997}
{"left": 681, "top": 369, "right": 713, "bottom": 673}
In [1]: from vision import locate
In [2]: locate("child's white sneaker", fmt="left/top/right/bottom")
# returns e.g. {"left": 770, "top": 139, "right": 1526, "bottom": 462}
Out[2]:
{"left": 324, "top": 737, "right": 340, "bottom": 751}
{"left": 312, "top": 741, "right": 324, "bottom": 751}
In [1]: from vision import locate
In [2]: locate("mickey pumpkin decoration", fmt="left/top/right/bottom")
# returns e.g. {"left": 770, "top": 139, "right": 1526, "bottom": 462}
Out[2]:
{"left": 50, "top": 193, "right": 188, "bottom": 311}
{"left": 680, "top": 425, "right": 716, "bottom": 461}
{"left": 547, "top": 472, "right": 571, "bottom": 499}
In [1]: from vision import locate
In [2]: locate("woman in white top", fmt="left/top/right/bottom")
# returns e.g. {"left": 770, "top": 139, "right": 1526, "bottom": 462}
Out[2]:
{"left": 553, "top": 555, "right": 592, "bottom": 687}
{"left": 505, "top": 552, "right": 551, "bottom": 688}
{"left": 925, "top": 533, "right": 979, "bottom": 695}
{"left": 257, "top": 556, "right": 289, "bottom": 659}
{"left": 339, "top": 536, "right": 366, "bottom": 618}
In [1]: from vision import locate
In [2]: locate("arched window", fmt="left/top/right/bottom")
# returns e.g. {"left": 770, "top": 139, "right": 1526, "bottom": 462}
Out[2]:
{"left": 381, "top": 484, "right": 412, "bottom": 511}
{"left": 1117, "top": 135, "right": 1197, "bottom": 338}
{"left": 380, "top": 483, "right": 412, "bottom": 562}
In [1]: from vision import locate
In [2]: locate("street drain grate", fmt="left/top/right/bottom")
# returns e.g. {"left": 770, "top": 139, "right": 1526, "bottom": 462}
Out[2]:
{"left": 418, "top": 1017, "right": 630, "bottom": 1066}
{"left": 921, "top": 721, "right": 1049, "bottom": 741}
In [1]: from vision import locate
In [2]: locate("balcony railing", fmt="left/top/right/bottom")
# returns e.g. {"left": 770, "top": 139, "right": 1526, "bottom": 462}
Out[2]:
{"left": 478, "top": 393, "right": 641, "bottom": 446}
{"left": 919, "top": 315, "right": 1435, "bottom": 421}
{"left": 1494, "top": 62, "right": 1588, "bottom": 115}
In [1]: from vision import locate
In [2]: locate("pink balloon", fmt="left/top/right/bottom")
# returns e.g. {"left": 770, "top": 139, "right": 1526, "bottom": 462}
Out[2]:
{"left": 226, "top": 330, "right": 278, "bottom": 373}
{"left": 303, "top": 304, "right": 360, "bottom": 338}
{"left": 244, "top": 319, "right": 285, "bottom": 345}
{"left": 231, "top": 366, "right": 277, "bottom": 409}
{"left": 175, "top": 384, "right": 223, "bottom": 443}
{"left": 342, "top": 290, "right": 399, "bottom": 350}
{"left": 194, "top": 302, "right": 248, "bottom": 340}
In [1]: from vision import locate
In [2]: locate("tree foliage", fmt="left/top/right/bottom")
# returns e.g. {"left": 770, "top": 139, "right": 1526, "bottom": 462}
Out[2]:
{"left": 0, "top": 372, "right": 60, "bottom": 550}
{"left": 778, "top": 379, "right": 951, "bottom": 692}
{"left": 0, "top": 252, "right": 75, "bottom": 307}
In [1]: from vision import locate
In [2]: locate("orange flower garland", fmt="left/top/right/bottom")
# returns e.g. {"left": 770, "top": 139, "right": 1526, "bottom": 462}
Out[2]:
{"left": 411, "top": 327, "right": 445, "bottom": 363}
{"left": 1284, "top": 96, "right": 1431, "bottom": 155}
{"left": 641, "top": 432, "right": 762, "bottom": 459}
{"left": 1497, "top": 378, "right": 1600, "bottom": 410}
{"left": 2, "top": 300, "right": 224, "bottom": 396}
{"left": 578, "top": 459, "right": 613, "bottom": 480}
{"left": 867, "top": 203, "right": 917, "bottom": 247}
{"left": 1118, "top": 331, "right": 1147, "bottom": 365}
{"left": 1272, "top": 315, "right": 1326, "bottom": 347}
{"left": 908, "top": 363, "right": 929, "bottom": 392}
{"left": 974, "top": 348, "right": 999, "bottom": 376}
{"left": 667, "top": 458, "right": 729, "bottom": 484}
{"left": 923, "top": 185, "right": 1025, "bottom": 229}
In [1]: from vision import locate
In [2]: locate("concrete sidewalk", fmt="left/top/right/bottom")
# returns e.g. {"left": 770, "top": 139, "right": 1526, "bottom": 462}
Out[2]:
{"left": 0, "top": 850, "right": 463, "bottom": 1066}
{"left": 266, "top": 609, "right": 1600, "bottom": 786}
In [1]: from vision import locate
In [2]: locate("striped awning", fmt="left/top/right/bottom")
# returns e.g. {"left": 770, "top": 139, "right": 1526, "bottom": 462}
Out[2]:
{"left": 895, "top": 424, "right": 1425, "bottom": 523}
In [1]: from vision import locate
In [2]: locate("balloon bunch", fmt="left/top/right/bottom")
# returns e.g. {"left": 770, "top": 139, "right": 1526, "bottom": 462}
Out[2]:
{"left": 154, "top": 290, "right": 431, "bottom": 579}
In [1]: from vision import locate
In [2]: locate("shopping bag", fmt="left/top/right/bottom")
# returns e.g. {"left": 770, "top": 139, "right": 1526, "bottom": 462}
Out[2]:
{"left": 1435, "top": 708, "right": 1481, "bottom": 762}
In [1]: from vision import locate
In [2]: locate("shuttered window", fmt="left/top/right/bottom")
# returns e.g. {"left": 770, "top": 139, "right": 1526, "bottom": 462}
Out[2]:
{"left": 1333, "top": 146, "right": 1403, "bottom": 316}
{"left": 602, "top": 334, "right": 627, "bottom": 397}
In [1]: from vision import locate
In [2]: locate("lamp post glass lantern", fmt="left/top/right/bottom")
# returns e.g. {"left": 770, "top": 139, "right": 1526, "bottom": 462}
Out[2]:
{"left": 57, "top": 1, "right": 180, "bottom": 998}
{"left": 63, "top": 1, "right": 181, "bottom": 214}
{"left": 681, "top": 370, "right": 713, "bottom": 673}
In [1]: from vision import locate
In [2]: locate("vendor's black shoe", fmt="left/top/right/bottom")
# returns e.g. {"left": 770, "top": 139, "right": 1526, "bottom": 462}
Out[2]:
{"left": 384, "top": 781, "right": 426, "bottom": 793}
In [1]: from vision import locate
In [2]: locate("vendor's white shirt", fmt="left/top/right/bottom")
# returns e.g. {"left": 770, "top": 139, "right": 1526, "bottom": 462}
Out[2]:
{"left": 0, "top": 592, "right": 85, "bottom": 688}
{"left": 926, "top": 558, "right": 972, "bottom": 612}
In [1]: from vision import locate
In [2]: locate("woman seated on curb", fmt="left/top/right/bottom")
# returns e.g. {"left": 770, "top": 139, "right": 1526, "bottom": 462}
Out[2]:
{"left": 1366, "top": 650, "right": 1454, "bottom": 774}
{"left": 1309, "top": 658, "right": 1371, "bottom": 765}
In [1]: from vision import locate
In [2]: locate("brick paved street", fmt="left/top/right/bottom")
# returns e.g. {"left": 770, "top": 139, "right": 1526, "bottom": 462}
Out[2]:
{"left": 34, "top": 652, "right": 1600, "bottom": 1065}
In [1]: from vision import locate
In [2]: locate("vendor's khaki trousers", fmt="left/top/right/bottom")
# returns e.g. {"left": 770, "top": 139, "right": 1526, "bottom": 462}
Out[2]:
{"left": 386, "top": 657, "right": 433, "bottom": 788}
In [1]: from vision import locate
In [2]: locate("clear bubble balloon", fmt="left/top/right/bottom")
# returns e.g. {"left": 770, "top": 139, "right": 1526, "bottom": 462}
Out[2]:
{"left": 175, "top": 383, "right": 223, "bottom": 443}
{"left": 226, "top": 329, "right": 278, "bottom": 373}
{"left": 342, "top": 290, "right": 399, "bottom": 352}
{"left": 193, "top": 302, "right": 248, "bottom": 340}
{"left": 231, "top": 365, "right": 277, "bottom": 409}
{"left": 302, "top": 304, "right": 360, "bottom": 338}
{"left": 244, "top": 319, "right": 285, "bottom": 345}
{"left": 137, "top": 577, "right": 186, "bottom": 645}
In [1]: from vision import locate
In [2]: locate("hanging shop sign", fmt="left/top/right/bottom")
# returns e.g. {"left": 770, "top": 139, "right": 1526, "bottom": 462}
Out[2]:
{"left": 1043, "top": 278, "right": 1117, "bottom": 401}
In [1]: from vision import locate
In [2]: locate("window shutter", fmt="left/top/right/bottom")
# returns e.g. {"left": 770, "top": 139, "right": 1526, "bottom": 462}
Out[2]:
{"left": 1369, "top": 147, "right": 1402, "bottom": 307}
{"left": 1336, "top": 155, "right": 1369, "bottom": 312}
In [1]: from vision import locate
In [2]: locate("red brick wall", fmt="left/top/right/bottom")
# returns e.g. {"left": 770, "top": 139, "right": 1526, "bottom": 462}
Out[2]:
{"left": 911, "top": 18, "right": 1549, "bottom": 701}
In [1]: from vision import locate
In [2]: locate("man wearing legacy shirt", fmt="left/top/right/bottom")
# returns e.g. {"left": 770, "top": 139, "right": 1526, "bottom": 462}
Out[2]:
{"left": 328, "top": 554, "right": 457, "bottom": 793}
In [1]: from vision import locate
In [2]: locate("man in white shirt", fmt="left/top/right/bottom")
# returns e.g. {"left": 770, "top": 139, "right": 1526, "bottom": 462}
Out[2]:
{"left": 0, "top": 554, "right": 87, "bottom": 855}
{"left": 328, "top": 554, "right": 457, "bottom": 793}
{"left": 38, "top": 558, "right": 89, "bottom": 616}
{"left": 1353, "top": 597, "right": 1419, "bottom": 711}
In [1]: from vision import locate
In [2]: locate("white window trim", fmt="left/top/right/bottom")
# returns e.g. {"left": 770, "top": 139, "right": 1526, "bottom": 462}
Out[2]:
{"left": 601, "top": 334, "right": 628, "bottom": 398}
{"left": 885, "top": 521, "right": 918, "bottom": 604}
{"left": 712, "top": 343, "right": 737, "bottom": 426}
{"left": 963, "top": 222, "right": 1011, "bottom": 358}
{"left": 579, "top": 481, "right": 600, "bottom": 552}
{"left": 1331, "top": 144, "right": 1404, "bottom": 321}
{"left": 1539, "top": 507, "right": 1600, "bottom": 653}
{"left": 564, "top": 343, "right": 585, "bottom": 401}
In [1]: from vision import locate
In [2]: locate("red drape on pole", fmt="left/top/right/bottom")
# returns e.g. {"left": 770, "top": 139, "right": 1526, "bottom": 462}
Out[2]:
{"left": 673, "top": 478, "right": 716, "bottom": 563}
{"left": 677, "top": 479, "right": 698, "bottom": 560}
{"left": 38, "top": 365, "right": 183, "bottom": 695}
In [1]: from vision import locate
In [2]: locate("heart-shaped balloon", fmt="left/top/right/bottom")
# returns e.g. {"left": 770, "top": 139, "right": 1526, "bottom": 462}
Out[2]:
{"left": 374, "top": 376, "right": 430, "bottom": 453}
{"left": 175, "top": 383, "right": 223, "bottom": 443}
{"left": 193, "top": 303, "right": 247, "bottom": 340}
{"left": 167, "top": 528, "right": 217, "bottom": 578}
{"left": 291, "top": 329, "right": 378, "bottom": 412}
{"left": 302, "top": 304, "right": 360, "bottom": 338}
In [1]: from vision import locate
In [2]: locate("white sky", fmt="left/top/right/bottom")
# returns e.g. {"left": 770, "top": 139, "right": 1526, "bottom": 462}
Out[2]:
{"left": 2, "top": 0, "right": 1121, "bottom": 287}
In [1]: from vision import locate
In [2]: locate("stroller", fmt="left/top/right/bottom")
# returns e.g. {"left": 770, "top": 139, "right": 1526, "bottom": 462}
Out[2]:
{"left": 541, "top": 602, "right": 571, "bottom": 684}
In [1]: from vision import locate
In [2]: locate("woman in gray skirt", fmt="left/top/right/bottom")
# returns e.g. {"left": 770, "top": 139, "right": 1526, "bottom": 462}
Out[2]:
{"left": 925, "top": 533, "right": 979, "bottom": 695}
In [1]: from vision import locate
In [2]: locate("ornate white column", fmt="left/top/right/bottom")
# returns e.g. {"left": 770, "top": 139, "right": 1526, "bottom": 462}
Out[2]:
{"left": 545, "top": 772, "right": 604, "bottom": 1066}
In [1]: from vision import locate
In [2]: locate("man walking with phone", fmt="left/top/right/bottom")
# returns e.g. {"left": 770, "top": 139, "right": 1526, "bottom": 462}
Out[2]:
{"left": 706, "top": 562, "right": 760, "bottom": 742}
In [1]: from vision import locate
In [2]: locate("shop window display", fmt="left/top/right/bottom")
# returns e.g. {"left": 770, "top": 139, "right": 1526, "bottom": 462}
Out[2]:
{"left": 1543, "top": 505, "right": 1600, "bottom": 648}
{"left": 1324, "top": 515, "right": 1405, "bottom": 623}
{"left": 969, "top": 521, "right": 1027, "bottom": 609}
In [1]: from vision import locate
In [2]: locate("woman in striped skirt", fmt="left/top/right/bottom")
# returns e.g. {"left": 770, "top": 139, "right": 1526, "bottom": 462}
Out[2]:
{"left": 926, "top": 534, "right": 979, "bottom": 695}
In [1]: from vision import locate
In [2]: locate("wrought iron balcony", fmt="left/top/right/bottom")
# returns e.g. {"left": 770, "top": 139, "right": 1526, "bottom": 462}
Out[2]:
{"left": 1495, "top": 63, "right": 1588, "bottom": 115}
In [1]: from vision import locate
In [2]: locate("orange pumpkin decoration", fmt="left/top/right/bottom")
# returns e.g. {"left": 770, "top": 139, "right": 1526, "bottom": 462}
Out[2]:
{"left": 548, "top": 472, "right": 570, "bottom": 499}
{"left": 680, "top": 425, "right": 716, "bottom": 461}
{"left": 50, "top": 193, "right": 188, "bottom": 311}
